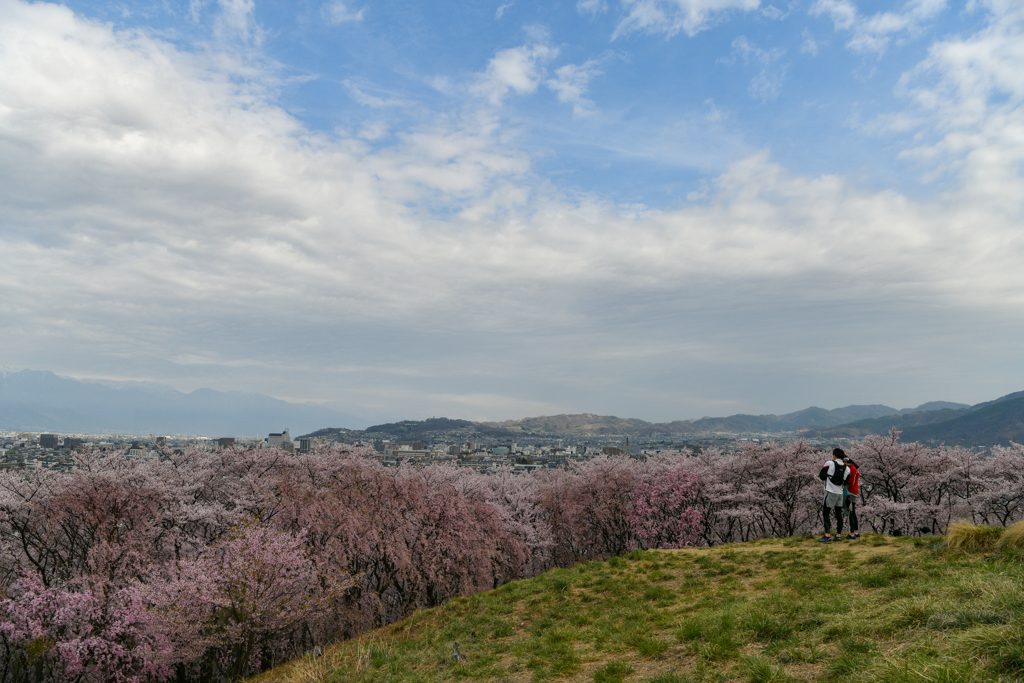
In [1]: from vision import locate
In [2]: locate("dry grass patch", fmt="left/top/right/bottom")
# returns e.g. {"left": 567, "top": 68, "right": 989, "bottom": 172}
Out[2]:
{"left": 945, "top": 521, "right": 1004, "bottom": 553}
{"left": 997, "top": 519, "right": 1024, "bottom": 551}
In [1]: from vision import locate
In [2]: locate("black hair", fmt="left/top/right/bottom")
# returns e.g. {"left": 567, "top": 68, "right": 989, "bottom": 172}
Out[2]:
{"left": 832, "top": 447, "right": 846, "bottom": 459}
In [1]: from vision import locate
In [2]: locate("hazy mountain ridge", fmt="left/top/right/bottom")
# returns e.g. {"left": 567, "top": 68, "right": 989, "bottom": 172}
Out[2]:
{"left": 808, "top": 392, "right": 1024, "bottom": 445}
{"left": 6, "top": 367, "right": 1017, "bottom": 444}
{"left": 478, "top": 402, "right": 971, "bottom": 437}
{"left": 805, "top": 409, "right": 971, "bottom": 439}
{"left": 0, "top": 369, "right": 368, "bottom": 435}
{"left": 899, "top": 394, "right": 1024, "bottom": 446}
{"left": 363, "top": 417, "right": 518, "bottom": 439}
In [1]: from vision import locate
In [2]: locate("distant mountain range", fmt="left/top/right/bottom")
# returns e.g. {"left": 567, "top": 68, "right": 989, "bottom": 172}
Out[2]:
{"left": 315, "top": 393, "right": 1023, "bottom": 446}
{"left": 0, "top": 369, "right": 368, "bottom": 436}
{"left": 807, "top": 391, "right": 1024, "bottom": 446}
{"left": 476, "top": 401, "right": 972, "bottom": 437}
{"left": 5, "top": 367, "right": 1021, "bottom": 446}
{"left": 304, "top": 417, "right": 520, "bottom": 442}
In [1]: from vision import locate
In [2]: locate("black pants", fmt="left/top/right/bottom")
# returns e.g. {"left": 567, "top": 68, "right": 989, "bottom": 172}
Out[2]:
{"left": 845, "top": 494, "right": 858, "bottom": 533}
{"left": 824, "top": 501, "right": 843, "bottom": 535}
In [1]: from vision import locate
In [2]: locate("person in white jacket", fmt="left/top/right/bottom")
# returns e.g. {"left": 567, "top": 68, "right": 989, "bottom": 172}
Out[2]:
{"left": 818, "top": 448, "right": 850, "bottom": 542}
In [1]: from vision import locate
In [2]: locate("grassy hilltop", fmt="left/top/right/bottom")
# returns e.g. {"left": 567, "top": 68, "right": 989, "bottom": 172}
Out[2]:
{"left": 256, "top": 531, "right": 1024, "bottom": 683}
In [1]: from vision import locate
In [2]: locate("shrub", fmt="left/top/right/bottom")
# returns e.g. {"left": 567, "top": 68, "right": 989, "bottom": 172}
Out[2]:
{"left": 945, "top": 521, "right": 1004, "bottom": 553}
{"left": 996, "top": 519, "right": 1024, "bottom": 551}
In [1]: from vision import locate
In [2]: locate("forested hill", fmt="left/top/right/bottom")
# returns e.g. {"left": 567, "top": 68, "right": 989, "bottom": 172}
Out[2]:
{"left": 306, "top": 400, "right": 976, "bottom": 439}
{"left": 477, "top": 402, "right": 972, "bottom": 436}
{"left": 364, "top": 417, "right": 518, "bottom": 438}
{"left": 901, "top": 393, "right": 1024, "bottom": 445}
{"left": 809, "top": 391, "right": 1024, "bottom": 446}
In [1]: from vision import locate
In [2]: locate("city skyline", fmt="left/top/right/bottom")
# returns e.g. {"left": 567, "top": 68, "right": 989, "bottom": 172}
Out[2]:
{"left": 2, "top": 0, "right": 1022, "bottom": 423}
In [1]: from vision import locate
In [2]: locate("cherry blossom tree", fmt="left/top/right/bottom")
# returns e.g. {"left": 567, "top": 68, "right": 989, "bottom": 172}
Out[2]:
{"left": 539, "top": 455, "right": 642, "bottom": 563}
{"left": 0, "top": 571, "right": 169, "bottom": 683}
{"left": 3, "top": 433, "right": 1024, "bottom": 682}
{"left": 627, "top": 461, "right": 702, "bottom": 549}
{"left": 972, "top": 443, "right": 1024, "bottom": 526}
{"left": 140, "top": 521, "right": 350, "bottom": 682}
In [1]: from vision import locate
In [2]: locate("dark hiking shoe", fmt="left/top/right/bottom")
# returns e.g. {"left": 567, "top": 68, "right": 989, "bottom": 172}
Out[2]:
{"left": 847, "top": 534, "right": 859, "bottom": 540}
{"left": 832, "top": 535, "right": 844, "bottom": 541}
{"left": 817, "top": 536, "right": 831, "bottom": 543}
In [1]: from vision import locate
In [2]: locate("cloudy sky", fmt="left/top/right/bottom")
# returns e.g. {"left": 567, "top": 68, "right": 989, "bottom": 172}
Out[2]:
{"left": 1, "top": 0, "right": 1022, "bottom": 425}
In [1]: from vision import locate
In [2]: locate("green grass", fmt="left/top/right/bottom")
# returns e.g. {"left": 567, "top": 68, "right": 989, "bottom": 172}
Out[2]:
{"left": 594, "top": 661, "right": 634, "bottom": 683}
{"left": 253, "top": 534, "right": 1024, "bottom": 683}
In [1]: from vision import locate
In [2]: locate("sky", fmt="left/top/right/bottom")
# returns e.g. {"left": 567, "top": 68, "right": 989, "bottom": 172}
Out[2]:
{"left": 1, "top": 0, "right": 1022, "bottom": 425}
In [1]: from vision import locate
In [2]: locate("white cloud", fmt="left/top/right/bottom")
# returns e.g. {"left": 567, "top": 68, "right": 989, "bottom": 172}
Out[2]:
{"left": 213, "top": 0, "right": 263, "bottom": 45}
{"left": 472, "top": 40, "right": 559, "bottom": 105}
{"left": 358, "top": 120, "right": 390, "bottom": 140}
{"left": 613, "top": 0, "right": 761, "bottom": 39}
{"left": 800, "top": 28, "right": 822, "bottom": 55}
{"left": 811, "top": 0, "right": 948, "bottom": 54}
{"left": 343, "top": 80, "right": 412, "bottom": 107}
{"left": 545, "top": 59, "right": 606, "bottom": 116}
{"left": 496, "top": 1, "right": 514, "bottom": 19}
{"left": 726, "top": 36, "right": 788, "bottom": 101}
{"left": 322, "top": 1, "right": 365, "bottom": 24}
{"left": 892, "top": 1, "right": 1024, "bottom": 205}
{"left": 577, "top": 0, "right": 608, "bottom": 15}
{"left": 188, "top": 0, "right": 207, "bottom": 23}
{"left": 2, "top": 0, "right": 1024, "bottom": 418}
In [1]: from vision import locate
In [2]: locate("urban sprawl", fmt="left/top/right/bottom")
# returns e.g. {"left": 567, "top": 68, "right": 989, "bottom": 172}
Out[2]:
{"left": 0, "top": 427, "right": 795, "bottom": 473}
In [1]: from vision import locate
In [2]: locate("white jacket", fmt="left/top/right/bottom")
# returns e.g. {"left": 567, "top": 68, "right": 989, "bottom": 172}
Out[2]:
{"left": 823, "top": 459, "right": 849, "bottom": 495}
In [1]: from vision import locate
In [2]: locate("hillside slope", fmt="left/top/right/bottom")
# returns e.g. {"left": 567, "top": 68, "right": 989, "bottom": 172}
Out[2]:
{"left": 471, "top": 402, "right": 971, "bottom": 437}
{"left": 902, "top": 394, "right": 1024, "bottom": 445}
{"left": 809, "top": 391, "right": 1024, "bottom": 445}
{"left": 804, "top": 408, "right": 971, "bottom": 439}
{"left": 254, "top": 536, "right": 1024, "bottom": 683}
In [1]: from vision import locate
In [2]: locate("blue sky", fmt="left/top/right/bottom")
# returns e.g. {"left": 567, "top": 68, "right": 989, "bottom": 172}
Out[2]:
{"left": 1, "top": 0, "right": 1022, "bottom": 425}
{"left": 67, "top": 0, "right": 977, "bottom": 203}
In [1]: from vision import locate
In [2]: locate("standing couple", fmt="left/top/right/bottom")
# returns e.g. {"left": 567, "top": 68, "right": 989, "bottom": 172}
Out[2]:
{"left": 818, "top": 448, "right": 860, "bottom": 542}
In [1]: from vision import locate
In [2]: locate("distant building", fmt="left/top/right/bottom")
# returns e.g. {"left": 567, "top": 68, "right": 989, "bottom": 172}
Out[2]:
{"left": 298, "top": 437, "right": 312, "bottom": 453}
{"left": 268, "top": 429, "right": 292, "bottom": 450}
{"left": 217, "top": 437, "right": 236, "bottom": 448}
{"left": 64, "top": 437, "right": 84, "bottom": 450}
{"left": 39, "top": 434, "right": 59, "bottom": 449}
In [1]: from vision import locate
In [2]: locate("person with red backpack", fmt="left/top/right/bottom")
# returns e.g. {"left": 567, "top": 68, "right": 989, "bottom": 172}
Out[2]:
{"left": 817, "top": 448, "right": 849, "bottom": 542}
{"left": 843, "top": 455, "right": 861, "bottom": 540}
